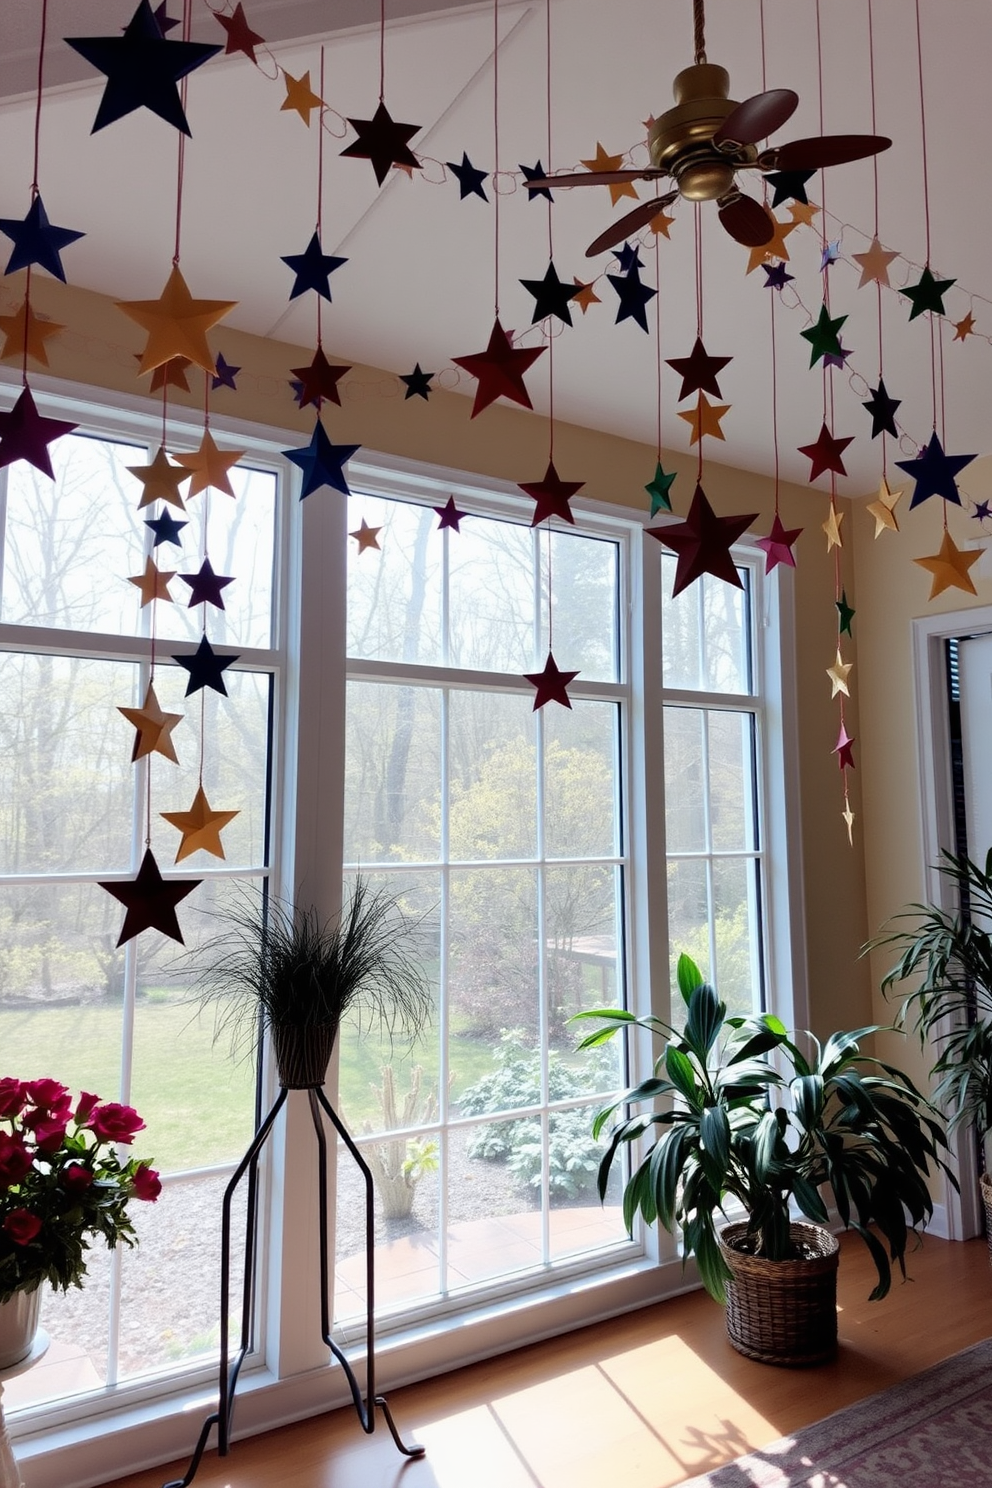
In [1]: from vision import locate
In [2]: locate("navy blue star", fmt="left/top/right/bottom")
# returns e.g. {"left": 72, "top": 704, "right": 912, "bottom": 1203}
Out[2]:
{"left": 519, "top": 261, "right": 579, "bottom": 327}
{"left": 896, "top": 432, "right": 977, "bottom": 509}
{"left": 172, "top": 635, "right": 239, "bottom": 697}
{"left": 65, "top": 0, "right": 221, "bottom": 136}
{"left": 612, "top": 242, "right": 644, "bottom": 275}
{"left": 152, "top": 3, "right": 180, "bottom": 34}
{"left": 180, "top": 558, "right": 234, "bottom": 609}
{"left": 763, "top": 262, "right": 795, "bottom": 291}
{"left": 283, "top": 419, "right": 361, "bottom": 499}
{"left": 607, "top": 265, "right": 657, "bottom": 333}
{"left": 0, "top": 196, "right": 85, "bottom": 282}
{"left": 520, "top": 161, "right": 553, "bottom": 201}
{"left": 764, "top": 169, "right": 815, "bottom": 207}
{"left": 862, "top": 378, "right": 901, "bottom": 439}
{"left": 973, "top": 501, "right": 992, "bottom": 523}
{"left": 145, "top": 509, "right": 188, "bottom": 548}
{"left": 399, "top": 363, "right": 434, "bottom": 400}
{"left": 211, "top": 352, "right": 240, "bottom": 391}
{"left": 280, "top": 233, "right": 347, "bottom": 302}
{"left": 447, "top": 153, "right": 489, "bottom": 201}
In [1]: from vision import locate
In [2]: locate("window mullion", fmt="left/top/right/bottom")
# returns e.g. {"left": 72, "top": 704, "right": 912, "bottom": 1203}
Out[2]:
{"left": 438, "top": 685, "right": 451, "bottom": 1297}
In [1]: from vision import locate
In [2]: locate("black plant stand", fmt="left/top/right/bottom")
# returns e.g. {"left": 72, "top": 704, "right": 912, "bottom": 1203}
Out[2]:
{"left": 163, "top": 1084, "right": 425, "bottom": 1487}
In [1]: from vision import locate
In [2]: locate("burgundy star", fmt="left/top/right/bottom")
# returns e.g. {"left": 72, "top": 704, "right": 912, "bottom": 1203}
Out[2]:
{"left": 289, "top": 347, "right": 351, "bottom": 410}
{"left": 100, "top": 848, "right": 200, "bottom": 947}
{"left": 434, "top": 496, "right": 465, "bottom": 531}
{"left": 524, "top": 651, "right": 579, "bottom": 711}
{"left": 180, "top": 557, "right": 234, "bottom": 609}
{"left": 0, "top": 385, "right": 77, "bottom": 479}
{"left": 646, "top": 483, "right": 756, "bottom": 597}
{"left": 452, "top": 318, "right": 544, "bottom": 418}
{"left": 518, "top": 460, "right": 584, "bottom": 526}
{"left": 797, "top": 422, "right": 854, "bottom": 482}
{"left": 214, "top": 1, "right": 265, "bottom": 61}
{"left": 340, "top": 101, "right": 421, "bottom": 186}
{"left": 833, "top": 723, "right": 856, "bottom": 771}
{"left": 755, "top": 514, "right": 803, "bottom": 574}
{"left": 665, "top": 337, "right": 732, "bottom": 402}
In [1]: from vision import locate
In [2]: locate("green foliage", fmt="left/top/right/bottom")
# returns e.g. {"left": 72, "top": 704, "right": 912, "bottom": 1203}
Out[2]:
{"left": 576, "top": 952, "right": 953, "bottom": 1306}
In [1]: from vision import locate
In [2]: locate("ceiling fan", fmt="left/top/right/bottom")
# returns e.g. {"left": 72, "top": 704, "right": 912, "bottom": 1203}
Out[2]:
{"left": 530, "top": 0, "right": 891, "bottom": 255}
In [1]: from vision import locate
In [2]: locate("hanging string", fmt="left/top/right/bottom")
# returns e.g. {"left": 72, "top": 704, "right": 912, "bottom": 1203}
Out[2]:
{"left": 866, "top": 0, "right": 887, "bottom": 477}
{"left": 546, "top": 526, "right": 553, "bottom": 650}
{"left": 769, "top": 279, "right": 780, "bottom": 516}
{"left": 174, "top": 0, "right": 193, "bottom": 264}
{"left": 758, "top": 0, "right": 766, "bottom": 92}
{"left": 379, "top": 0, "right": 386, "bottom": 103}
{"left": 30, "top": 0, "right": 48, "bottom": 199}
{"left": 912, "top": 0, "right": 939, "bottom": 433}
{"left": 692, "top": 0, "right": 706, "bottom": 65}
{"left": 545, "top": 0, "right": 553, "bottom": 465}
{"left": 203, "top": 366, "right": 211, "bottom": 431}
{"left": 694, "top": 204, "right": 703, "bottom": 483}
{"left": 317, "top": 45, "right": 326, "bottom": 350}
{"left": 654, "top": 235, "right": 663, "bottom": 464}
{"left": 161, "top": 381, "right": 168, "bottom": 448}
{"left": 493, "top": 0, "right": 500, "bottom": 318}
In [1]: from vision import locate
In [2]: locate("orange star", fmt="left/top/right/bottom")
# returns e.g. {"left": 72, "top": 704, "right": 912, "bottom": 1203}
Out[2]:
{"left": 350, "top": 519, "right": 382, "bottom": 552}
{"left": 572, "top": 279, "right": 601, "bottom": 313}
{"left": 0, "top": 299, "right": 63, "bottom": 366}
{"left": 280, "top": 68, "right": 323, "bottom": 125}
{"left": 128, "top": 556, "right": 176, "bottom": 607}
{"left": 914, "top": 530, "right": 980, "bottom": 599}
{"left": 161, "top": 785, "right": 239, "bottom": 862}
{"left": 745, "top": 214, "right": 796, "bottom": 272}
{"left": 118, "top": 266, "right": 236, "bottom": 376}
{"left": 648, "top": 210, "right": 675, "bottom": 239}
{"left": 579, "top": 142, "right": 638, "bottom": 205}
{"left": 173, "top": 429, "right": 244, "bottom": 497}
{"left": 140, "top": 355, "right": 192, "bottom": 392}
{"left": 677, "top": 393, "right": 731, "bottom": 445}
{"left": 118, "top": 682, "right": 183, "bottom": 763}
{"left": 126, "top": 446, "right": 190, "bottom": 510}
{"left": 787, "top": 200, "right": 820, "bottom": 227}
{"left": 954, "top": 311, "right": 977, "bottom": 341}
{"left": 866, "top": 476, "right": 903, "bottom": 537}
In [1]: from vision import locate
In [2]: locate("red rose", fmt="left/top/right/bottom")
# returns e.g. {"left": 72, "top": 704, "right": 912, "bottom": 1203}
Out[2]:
{"left": 3, "top": 1209, "right": 41, "bottom": 1245}
{"left": 25, "top": 1079, "right": 71, "bottom": 1114}
{"left": 62, "top": 1163, "right": 93, "bottom": 1193}
{"left": 33, "top": 1117, "right": 68, "bottom": 1154}
{"left": 89, "top": 1103, "right": 146, "bottom": 1145}
{"left": 0, "top": 1079, "right": 26, "bottom": 1118}
{"left": 0, "top": 1132, "right": 32, "bottom": 1190}
{"left": 132, "top": 1165, "right": 162, "bottom": 1202}
{"left": 73, "top": 1091, "right": 100, "bottom": 1125}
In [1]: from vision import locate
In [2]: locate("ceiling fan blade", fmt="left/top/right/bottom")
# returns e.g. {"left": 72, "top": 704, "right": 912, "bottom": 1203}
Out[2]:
{"left": 585, "top": 192, "right": 679, "bottom": 257}
{"left": 713, "top": 88, "right": 799, "bottom": 148}
{"left": 759, "top": 133, "right": 892, "bottom": 171}
{"left": 717, "top": 193, "right": 775, "bottom": 247}
{"left": 524, "top": 168, "right": 666, "bottom": 189}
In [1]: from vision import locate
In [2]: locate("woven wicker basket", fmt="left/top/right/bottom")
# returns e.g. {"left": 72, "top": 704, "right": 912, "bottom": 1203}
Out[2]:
{"left": 718, "top": 1220, "right": 840, "bottom": 1367}
{"left": 981, "top": 1174, "right": 992, "bottom": 1266}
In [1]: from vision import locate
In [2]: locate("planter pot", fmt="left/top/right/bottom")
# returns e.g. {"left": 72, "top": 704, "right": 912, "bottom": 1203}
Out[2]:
{"left": 718, "top": 1220, "right": 840, "bottom": 1367}
{"left": 0, "top": 1287, "right": 42, "bottom": 1371}
{"left": 271, "top": 1022, "right": 339, "bottom": 1089}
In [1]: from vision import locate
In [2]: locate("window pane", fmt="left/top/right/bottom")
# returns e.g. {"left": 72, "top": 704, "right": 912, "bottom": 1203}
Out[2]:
{"left": 549, "top": 1103, "right": 627, "bottom": 1261}
{"left": 449, "top": 692, "right": 536, "bottom": 862}
{"left": 0, "top": 880, "right": 132, "bottom": 1018}
{"left": 449, "top": 868, "right": 539, "bottom": 1053}
{"left": 712, "top": 857, "right": 762, "bottom": 1017}
{"left": 661, "top": 556, "right": 750, "bottom": 694}
{"left": 544, "top": 702, "right": 617, "bottom": 859}
{"left": 446, "top": 1118, "right": 542, "bottom": 1291}
{"left": 709, "top": 710, "right": 756, "bottom": 852}
{"left": 666, "top": 856, "right": 710, "bottom": 993}
{"left": 542, "top": 530, "right": 619, "bottom": 683}
{"left": 663, "top": 707, "right": 706, "bottom": 853}
{"left": 335, "top": 1136, "right": 440, "bottom": 1319}
{"left": 545, "top": 863, "right": 621, "bottom": 1075}
{"left": 448, "top": 518, "right": 534, "bottom": 673}
{"left": 346, "top": 496, "right": 442, "bottom": 665}
{"left": 345, "top": 682, "right": 441, "bottom": 865}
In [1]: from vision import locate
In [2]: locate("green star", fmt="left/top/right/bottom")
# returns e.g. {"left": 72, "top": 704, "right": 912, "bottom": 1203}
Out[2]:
{"left": 800, "top": 304, "right": 848, "bottom": 368}
{"left": 836, "top": 590, "right": 855, "bottom": 636}
{"left": 899, "top": 265, "right": 956, "bottom": 321}
{"left": 645, "top": 460, "right": 677, "bottom": 515}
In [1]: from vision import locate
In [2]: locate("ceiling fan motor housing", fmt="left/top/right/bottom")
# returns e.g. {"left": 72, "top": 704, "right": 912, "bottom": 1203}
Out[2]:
{"left": 650, "top": 62, "right": 756, "bottom": 200}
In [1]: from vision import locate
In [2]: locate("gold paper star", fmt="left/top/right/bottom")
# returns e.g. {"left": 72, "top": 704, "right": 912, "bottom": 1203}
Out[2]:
{"left": 161, "top": 784, "right": 239, "bottom": 862}
{"left": 280, "top": 68, "right": 323, "bottom": 125}
{"left": 579, "top": 142, "right": 638, "bottom": 205}
{"left": 842, "top": 802, "right": 855, "bottom": 845}
{"left": 746, "top": 214, "right": 796, "bottom": 272}
{"left": 142, "top": 355, "right": 192, "bottom": 392}
{"left": 822, "top": 505, "right": 844, "bottom": 551}
{"left": 852, "top": 236, "right": 899, "bottom": 289}
{"left": 128, "top": 556, "right": 176, "bottom": 607}
{"left": 677, "top": 392, "right": 730, "bottom": 445}
{"left": 787, "top": 200, "right": 820, "bottom": 227}
{"left": 572, "top": 278, "right": 601, "bottom": 313}
{"left": 173, "top": 429, "right": 244, "bottom": 497}
{"left": 118, "top": 682, "right": 183, "bottom": 763}
{"left": 649, "top": 210, "right": 675, "bottom": 239}
{"left": 0, "top": 299, "right": 63, "bottom": 366}
{"left": 954, "top": 311, "right": 977, "bottom": 341}
{"left": 826, "top": 648, "right": 853, "bottom": 698}
{"left": 866, "top": 476, "right": 904, "bottom": 537}
{"left": 350, "top": 519, "right": 382, "bottom": 552}
{"left": 914, "top": 530, "right": 980, "bottom": 599}
{"left": 127, "top": 446, "right": 190, "bottom": 510}
{"left": 118, "top": 266, "right": 236, "bottom": 376}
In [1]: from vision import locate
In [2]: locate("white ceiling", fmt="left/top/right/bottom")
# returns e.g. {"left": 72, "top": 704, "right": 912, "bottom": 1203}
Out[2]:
{"left": 0, "top": 0, "right": 989, "bottom": 494}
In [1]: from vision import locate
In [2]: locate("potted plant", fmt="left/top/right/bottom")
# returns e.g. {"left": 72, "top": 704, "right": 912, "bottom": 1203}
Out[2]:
{"left": 575, "top": 953, "right": 952, "bottom": 1366}
{"left": 0, "top": 1078, "right": 160, "bottom": 1368}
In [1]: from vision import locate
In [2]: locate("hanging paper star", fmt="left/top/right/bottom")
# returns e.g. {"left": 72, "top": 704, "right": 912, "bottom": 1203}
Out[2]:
{"left": 173, "top": 429, "right": 244, "bottom": 498}
{"left": 215, "top": 2, "right": 265, "bottom": 62}
{"left": 826, "top": 649, "right": 852, "bottom": 698}
{"left": 572, "top": 279, "right": 601, "bottom": 313}
{"left": 0, "top": 300, "right": 63, "bottom": 366}
{"left": 180, "top": 557, "right": 235, "bottom": 609}
{"left": 350, "top": 519, "right": 382, "bottom": 552}
{"left": 645, "top": 460, "right": 677, "bottom": 516}
{"left": 764, "top": 169, "right": 815, "bottom": 207}
{"left": 677, "top": 393, "right": 730, "bottom": 445}
{"left": 283, "top": 419, "right": 361, "bottom": 498}
{"left": 973, "top": 501, "right": 992, "bottom": 524}
{"left": 281, "top": 234, "right": 347, "bottom": 302}
{"left": 649, "top": 210, "right": 676, "bottom": 239}
{"left": 763, "top": 262, "right": 794, "bottom": 291}
{"left": 852, "top": 236, "right": 899, "bottom": 289}
{"left": 127, "top": 446, "right": 188, "bottom": 510}
{"left": 836, "top": 591, "right": 855, "bottom": 635}
{"left": 842, "top": 801, "right": 855, "bottom": 845}
{"left": 0, "top": 195, "right": 84, "bottom": 282}
{"left": 819, "top": 240, "right": 842, "bottom": 272}
{"left": 914, "top": 530, "right": 981, "bottom": 599}
{"left": 800, "top": 304, "right": 847, "bottom": 368}
{"left": 822, "top": 504, "right": 844, "bottom": 551}
{"left": 434, "top": 496, "right": 465, "bottom": 530}
{"left": 100, "top": 849, "right": 199, "bottom": 946}
{"left": 900, "top": 265, "right": 956, "bottom": 320}
{"left": 152, "top": 3, "right": 180, "bottom": 34}
{"left": 579, "top": 143, "right": 638, "bottom": 205}
{"left": 833, "top": 723, "right": 856, "bottom": 771}
{"left": 172, "top": 634, "right": 239, "bottom": 696}
{"left": 787, "top": 200, "right": 820, "bottom": 228}
{"left": 161, "top": 787, "right": 239, "bottom": 863}
{"left": 822, "top": 343, "right": 853, "bottom": 370}
{"left": 290, "top": 348, "right": 351, "bottom": 409}
{"left": 280, "top": 68, "right": 323, "bottom": 125}
{"left": 755, "top": 514, "right": 802, "bottom": 573}
{"left": 524, "top": 651, "right": 579, "bottom": 710}
{"left": 745, "top": 215, "right": 795, "bottom": 272}
{"left": 0, "top": 386, "right": 77, "bottom": 479}
{"left": 896, "top": 432, "right": 976, "bottom": 509}
{"left": 145, "top": 509, "right": 187, "bottom": 548}
{"left": 65, "top": 0, "right": 221, "bottom": 135}
{"left": 665, "top": 337, "right": 732, "bottom": 401}
{"left": 128, "top": 555, "right": 176, "bottom": 607}
{"left": 211, "top": 352, "right": 240, "bottom": 391}
{"left": 862, "top": 378, "right": 901, "bottom": 439}
{"left": 341, "top": 101, "right": 421, "bottom": 185}
{"left": 520, "top": 261, "right": 579, "bottom": 327}
{"left": 866, "top": 475, "right": 903, "bottom": 536}
{"left": 118, "top": 681, "right": 183, "bottom": 762}
{"left": 452, "top": 318, "right": 544, "bottom": 417}
{"left": 612, "top": 243, "right": 644, "bottom": 275}
{"left": 954, "top": 311, "right": 977, "bottom": 341}
{"left": 139, "top": 354, "right": 192, "bottom": 392}
{"left": 118, "top": 266, "right": 236, "bottom": 375}
{"left": 798, "top": 422, "right": 853, "bottom": 482}
{"left": 518, "top": 461, "right": 584, "bottom": 526}
{"left": 447, "top": 153, "right": 489, "bottom": 201}
{"left": 399, "top": 363, "right": 434, "bottom": 400}
{"left": 608, "top": 266, "right": 657, "bottom": 333}
{"left": 646, "top": 482, "right": 756, "bottom": 596}
{"left": 520, "top": 161, "right": 554, "bottom": 201}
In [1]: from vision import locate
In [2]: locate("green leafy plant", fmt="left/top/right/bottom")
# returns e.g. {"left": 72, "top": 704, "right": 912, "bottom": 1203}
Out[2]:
{"left": 575, "top": 953, "right": 952, "bottom": 1304}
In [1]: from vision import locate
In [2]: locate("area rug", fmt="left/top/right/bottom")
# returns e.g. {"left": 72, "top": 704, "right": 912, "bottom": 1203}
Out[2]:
{"left": 674, "top": 1338, "right": 992, "bottom": 1487}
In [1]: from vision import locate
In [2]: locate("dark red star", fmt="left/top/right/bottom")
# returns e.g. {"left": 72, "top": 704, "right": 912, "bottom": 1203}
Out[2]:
{"left": 289, "top": 347, "right": 351, "bottom": 410}
{"left": 340, "top": 101, "right": 421, "bottom": 186}
{"left": 0, "top": 385, "right": 77, "bottom": 479}
{"left": 524, "top": 651, "right": 579, "bottom": 711}
{"left": 434, "top": 496, "right": 465, "bottom": 531}
{"left": 214, "top": 2, "right": 265, "bottom": 61}
{"left": 797, "top": 422, "right": 854, "bottom": 482}
{"left": 755, "top": 514, "right": 802, "bottom": 574}
{"left": 833, "top": 723, "right": 856, "bottom": 771}
{"left": 100, "top": 848, "right": 200, "bottom": 947}
{"left": 180, "top": 557, "right": 234, "bottom": 609}
{"left": 646, "top": 482, "right": 756, "bottom": 597}
{"left": 452, "top": 318, "right": 544, "bottom": 417}
{"left": 518, "top": 460, "right": 584, "bottom": 526}
{"left": 665, "top": 337, "right": 732, "bottom": 402}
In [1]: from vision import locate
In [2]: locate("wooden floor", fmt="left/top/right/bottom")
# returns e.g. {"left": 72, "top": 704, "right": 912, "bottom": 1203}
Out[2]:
{"left": 106, "top": 1233, "right": 992, "bottom": 1488}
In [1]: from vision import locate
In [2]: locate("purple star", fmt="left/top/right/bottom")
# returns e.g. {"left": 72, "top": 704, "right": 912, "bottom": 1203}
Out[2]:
{"left": 763, "top": 262, "right": 794, "bottom": 291}
{"left": 0, "top": 386, "right": 77, "bottom": 478}
{"left": 211, "top": 352, "right": 240, "bottom": 391}
{"left": 823, "top": 342, "right": 853, "bottom": 370}
{"left": 973, "top": 501, "right": 991, "bottom": 523}
{"left": 820, "top": 240, "right": 842, "bottom": 271}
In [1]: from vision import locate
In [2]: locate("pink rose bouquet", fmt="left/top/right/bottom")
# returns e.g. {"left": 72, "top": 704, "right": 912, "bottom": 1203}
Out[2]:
{"left": 0, "top": 1078, "right": 160, "bottom": 1303}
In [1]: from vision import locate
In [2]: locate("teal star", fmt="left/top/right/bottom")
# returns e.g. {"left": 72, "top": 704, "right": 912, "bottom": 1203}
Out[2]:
{"left": 800, "top": 304, "right": 847, "bottom": 368}
{"left": 645, "top": 460, "right": 677, "bottom": 515}
{"left": 900, "top": 265, "right": 956, "bottom": 321}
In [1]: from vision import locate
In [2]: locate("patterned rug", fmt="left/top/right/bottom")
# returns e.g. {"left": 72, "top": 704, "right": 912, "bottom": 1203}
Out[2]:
{"left": 675, "top": 1339, "right": 992, "bottom": 1487}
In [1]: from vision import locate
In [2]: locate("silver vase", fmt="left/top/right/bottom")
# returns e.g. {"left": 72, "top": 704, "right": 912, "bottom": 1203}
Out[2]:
{"left": 0, "top": 1288, "right": 42, "bottom": 1370}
